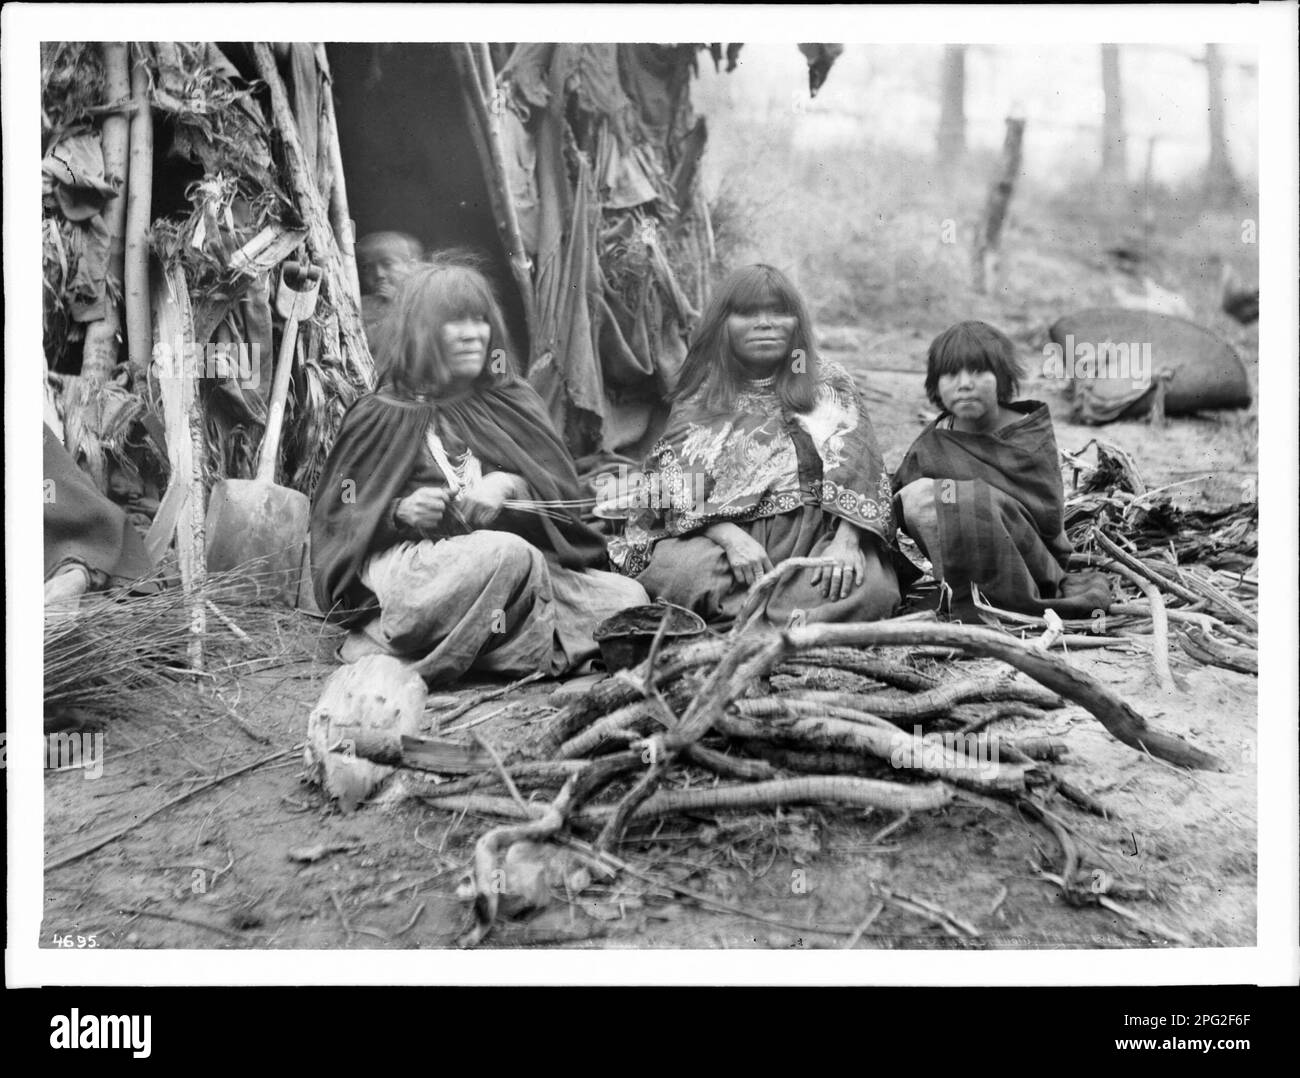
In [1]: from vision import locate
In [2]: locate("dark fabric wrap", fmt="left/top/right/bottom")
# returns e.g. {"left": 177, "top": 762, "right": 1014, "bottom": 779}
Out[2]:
{"left": 893, "top": 400, "right": 1111, "bottom": 617}
{"left": 44, "top": 423, "right": 153, "bottom": 585}
{"left": 310, "top": 378, "right": 609, "bottom": 624}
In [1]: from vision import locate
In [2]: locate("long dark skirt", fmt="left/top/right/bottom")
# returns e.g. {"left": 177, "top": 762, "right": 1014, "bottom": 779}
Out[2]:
{"left": 897, "top": 477, "right": 1111, "bottom": 618}
{"left": 636, "top": 506, "right": 899, "bottom": 628}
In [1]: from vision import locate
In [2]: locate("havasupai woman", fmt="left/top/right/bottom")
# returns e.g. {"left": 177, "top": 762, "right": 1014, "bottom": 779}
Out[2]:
{"left": 893, "top": 320, "right": 1111, "bottom": 620}
{"left": 310, "top": 260, "right": 647, "bottom": 685}
{"left": 615, "top": 264, "right": 900, "bottom": 626}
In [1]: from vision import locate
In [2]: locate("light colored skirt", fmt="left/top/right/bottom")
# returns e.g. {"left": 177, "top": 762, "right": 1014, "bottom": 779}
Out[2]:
{"left": 341, "top": 530, "right": 648, "bottom": 685}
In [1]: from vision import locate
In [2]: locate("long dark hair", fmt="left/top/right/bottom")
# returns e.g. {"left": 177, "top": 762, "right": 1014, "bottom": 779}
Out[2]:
{"left": 375, "top": 257, "right": 517, "bottom": 396}
{"left": 671, "top": 264, "right": 819, "bottom": 414}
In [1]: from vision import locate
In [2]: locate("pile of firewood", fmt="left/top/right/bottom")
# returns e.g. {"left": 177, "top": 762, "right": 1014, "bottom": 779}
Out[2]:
{"left": 329, "top": 559, "right": 1229, "bottom": 946}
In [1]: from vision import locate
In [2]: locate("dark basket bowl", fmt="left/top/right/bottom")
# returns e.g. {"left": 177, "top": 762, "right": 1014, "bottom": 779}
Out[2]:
{"left": 592, "top": 603, "right": 707, "bottom": 672}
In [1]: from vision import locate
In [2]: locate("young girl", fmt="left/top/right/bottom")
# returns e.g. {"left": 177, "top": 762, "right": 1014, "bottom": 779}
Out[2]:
{"left": 310, "top": 260, "right": 646, "bottom": 684}
{"left": 618, "top": 264, "right": 899, "bottom": 627}
{"left": 894, "top": 320, "right": 1110, "bottom": 618}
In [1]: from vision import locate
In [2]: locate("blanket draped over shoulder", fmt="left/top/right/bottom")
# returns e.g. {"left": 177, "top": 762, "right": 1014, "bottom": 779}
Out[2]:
{"left": 615, "top": 361, "right": 896, "bottom": 575}
{"left": 310, "top": 378, "right": 609, "bottom": 624}
{"left": 893, "top": 400, "right": 1111, "bottom": 617}
{"left": 44, "top": 422, "right": 153, "bottom": 586}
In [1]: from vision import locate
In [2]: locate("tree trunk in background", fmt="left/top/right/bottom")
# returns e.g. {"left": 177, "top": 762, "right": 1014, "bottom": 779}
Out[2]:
{"left": 1203, "top": 44, "right": 1238, "bottom": 203}
{"left": 972, "top": 116, "right": 1026, "bottom": 294}
{"left": 1100, "top": 44, "right": 1126, "bottom": 183}
{"left": 936, "top": 45, "right": 966, "bottom": 168}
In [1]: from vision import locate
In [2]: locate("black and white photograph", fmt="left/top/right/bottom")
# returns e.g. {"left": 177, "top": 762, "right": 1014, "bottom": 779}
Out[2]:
{"left": 6, "top": 3, "right": 1297, "bottom": 1002}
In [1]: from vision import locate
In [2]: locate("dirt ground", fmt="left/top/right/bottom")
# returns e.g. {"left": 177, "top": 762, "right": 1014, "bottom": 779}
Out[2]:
{"left": 42, "top": 126, "right": 1259, "bottom": 953}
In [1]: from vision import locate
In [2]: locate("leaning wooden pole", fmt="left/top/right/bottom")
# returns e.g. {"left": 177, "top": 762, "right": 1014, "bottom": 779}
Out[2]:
{"left": 314, "top": 44, "right": 361, "bottom": 306}
{"left": 252, "top": 43, "right": 372, "bottom": 388}
{"left": 972, "top": 115, "right": 1025, "bottom": 294}
{"left": 124, "top": 43, "right": 154, "bottom": 385}
{"left": 452, "top": 43, "right": 538, "bottom": 349}
{"left": 155, "top": 267, "right": 208, "bottom": 672}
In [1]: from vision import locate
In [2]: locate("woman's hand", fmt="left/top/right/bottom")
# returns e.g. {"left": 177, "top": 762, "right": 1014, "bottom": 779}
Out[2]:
{"left": 395, "top": 487, "right": 450, "bottom": 532}
{"left": 810, "top": 522, "right": 868, "bottom": 600}
{"left": 458, "top": 472, "right": 526, "bottom": 528}
{"left": 706, "top": 522, "right": 774, "bottom": 588}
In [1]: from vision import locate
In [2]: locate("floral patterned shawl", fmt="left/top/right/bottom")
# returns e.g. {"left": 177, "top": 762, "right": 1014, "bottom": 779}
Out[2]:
{"left": 613, "top": 360, "right": 895, "bottom": 574}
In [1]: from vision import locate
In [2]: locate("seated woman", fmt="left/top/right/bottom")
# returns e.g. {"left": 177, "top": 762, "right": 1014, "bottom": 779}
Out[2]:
{"left": 894, "top": 320, "right": 1110, "bottom": 619}
{"left": 310, "top": 260, "right": 647, "bottom": 685}
{"left": 617, "top": 264, "right": 900, "bottom": 627}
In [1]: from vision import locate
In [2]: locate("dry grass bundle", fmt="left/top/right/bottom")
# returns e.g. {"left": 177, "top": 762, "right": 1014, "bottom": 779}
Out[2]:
{"left": 44, "top": 565, "right": 329, "bottom": 716}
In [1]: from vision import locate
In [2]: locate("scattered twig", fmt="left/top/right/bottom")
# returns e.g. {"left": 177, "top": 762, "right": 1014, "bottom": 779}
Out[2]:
{"left": 432, "top": 671, "right": 547, "bottom": 727}
{"left": 205, "top": 599, "right": 253, "bottom": 645}
{"left": 45, "top": 745, "right": 301, "bottom": 872}
{"left": 473, "top": 732, "right": 530, "bottom": 815}
{"left": 1093, "top": 535, "right": 1179, "bottom": 694}
{"left": 328, "top": 888, "right": 354, "bottom": 944}
{"left": 118, "top": 904, "right": 249, "bottom": 943}
{"left": 393, "top": 902, "right": 426, "bottom": 937}
{"left": 439, "top": 705, "right": 509, "bottom": 737}
{"left": 843, "top": 901, "right": 886, "bottom": 949}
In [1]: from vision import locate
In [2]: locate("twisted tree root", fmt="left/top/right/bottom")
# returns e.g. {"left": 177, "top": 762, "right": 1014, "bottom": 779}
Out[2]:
{"left": 528, "top": 638, "right": 729, "bottom": 758}
{"left": 784, "top": 676, "right": 1063, "bottom": 721}
{"left": 778, "top": 622, "right": 1223, "bottom": 770}
{"left": 1177, "top": 626, "right": 1257, "bottom": 676}
{"left": 464, "top": 775, "right": 576, "bottom": 946}
{"left": 716, "top": 707, "right": 1031, "bottom": 792}
{"left": 775, "top": 648, "right": 940, "bottom": 691}
{"left": 423, "top": 776, "right": 951, "bottom": 826}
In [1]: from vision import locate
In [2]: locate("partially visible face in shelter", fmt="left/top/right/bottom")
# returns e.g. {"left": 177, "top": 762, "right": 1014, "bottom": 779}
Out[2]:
{"left": 358, "top": 233, "right": 423, "bottom": 301}
{"left": 726, "top": 289, "right": 797, "bottom": 377}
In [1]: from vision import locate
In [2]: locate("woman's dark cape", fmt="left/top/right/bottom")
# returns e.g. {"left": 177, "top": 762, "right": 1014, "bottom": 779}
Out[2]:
{"left": 310, "top": 377, "right": 607, "bottom": 624}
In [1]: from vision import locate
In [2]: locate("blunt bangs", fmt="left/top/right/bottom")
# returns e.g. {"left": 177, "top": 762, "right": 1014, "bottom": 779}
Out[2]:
{"left": 723, "top": 265, "right": 800, "bottom": 317}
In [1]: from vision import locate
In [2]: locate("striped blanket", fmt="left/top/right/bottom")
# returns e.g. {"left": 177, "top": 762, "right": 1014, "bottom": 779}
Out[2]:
{"left": 893, "top": 401, "right": 1111, "bottom": 618}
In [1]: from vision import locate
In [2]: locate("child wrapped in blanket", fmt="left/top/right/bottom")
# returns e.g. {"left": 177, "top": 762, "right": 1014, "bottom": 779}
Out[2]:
{"left": 894, "top": 321, "right": 1111, "bottom": 620}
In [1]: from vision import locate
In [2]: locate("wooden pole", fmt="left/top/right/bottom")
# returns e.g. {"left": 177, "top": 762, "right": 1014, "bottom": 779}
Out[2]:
{"left": 252, "top": 43, "right": 372, "bottom": 388}
{"left": 972, "top": 116, "right": 1025, "bottom": 294}
{"left": 314, "top": 44, "right": 362, "bottom": 307}
{"left": 155, "top": 266, "right": 208, "bottom": 672}
{"left": 82, "top": 42, "right": 130, "bottom": 383}
{"left": 451, "top": 43, "right": 538, "bottom": 349}
{"left": 124, "top": 43, "right": 154, "bottom": 385}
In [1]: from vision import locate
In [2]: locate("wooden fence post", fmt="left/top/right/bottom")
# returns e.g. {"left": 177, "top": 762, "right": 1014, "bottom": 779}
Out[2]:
{"left": 972, "top": 116, "right": 1026, "bottom": 294}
